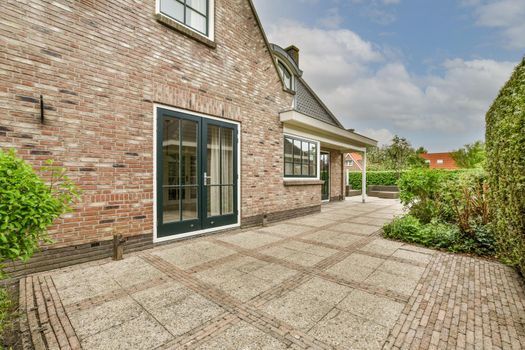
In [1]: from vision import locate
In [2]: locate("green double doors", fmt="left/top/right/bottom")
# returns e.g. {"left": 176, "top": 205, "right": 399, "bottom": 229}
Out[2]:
{"left": 157, "top": 108, "right": 238, "bottom": 238}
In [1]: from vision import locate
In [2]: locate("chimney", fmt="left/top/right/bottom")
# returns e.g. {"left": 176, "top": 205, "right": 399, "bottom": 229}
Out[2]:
{"left": 285, "top": 45, "right": 300, "bottom": 66}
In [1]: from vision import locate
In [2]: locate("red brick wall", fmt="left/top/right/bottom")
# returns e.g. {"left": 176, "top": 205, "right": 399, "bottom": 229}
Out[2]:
{"left": 0, "top": 0, "right": 321, "bottom": 247}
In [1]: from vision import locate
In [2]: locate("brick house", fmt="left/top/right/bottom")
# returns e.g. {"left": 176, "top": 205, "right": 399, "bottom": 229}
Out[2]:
{"left": 419, "top": 153, "right": 458, "bottom": 170}
{"left": 344, "top": 152, "right": 363, "bottom": 172}
{"left": 0, "top": 0, "right": 376, "bottom": 275}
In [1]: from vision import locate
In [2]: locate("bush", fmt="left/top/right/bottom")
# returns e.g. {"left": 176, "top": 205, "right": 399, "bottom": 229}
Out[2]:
{"left": 383, "top": 216, "right": 495, "bottom": 256}
{"left": 0, "top": 150, "right": 79, "bottom": 275}
{"left": 348, "top": 170, "right": 402, "bottom": 190}
{"left": 486, "top": 57, "right": 525, "bottom": 275}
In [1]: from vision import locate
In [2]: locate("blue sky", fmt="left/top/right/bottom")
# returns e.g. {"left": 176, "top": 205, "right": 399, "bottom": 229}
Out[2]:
{"left": 252, "top": 0, "right": 524, "bottom": 152}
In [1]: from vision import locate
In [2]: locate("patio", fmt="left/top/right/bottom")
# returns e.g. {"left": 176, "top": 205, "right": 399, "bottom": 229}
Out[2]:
{"left": 19, "top": 197, "right": 525, "bottom": 350}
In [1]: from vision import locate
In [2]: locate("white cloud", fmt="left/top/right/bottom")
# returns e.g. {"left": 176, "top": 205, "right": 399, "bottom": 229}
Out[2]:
{"left": 266, "top": 22, "right": 516, "bottom": 145}
{"left": 465, "top": 0, "right": 525, "bottom": 49}
{"left": 361, "top": 128, "right": 395, "bottom": 146}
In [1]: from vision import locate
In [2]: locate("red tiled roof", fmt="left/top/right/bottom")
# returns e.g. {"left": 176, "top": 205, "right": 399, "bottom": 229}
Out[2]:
{"left": 420, "top": 153, "right": 459, "bottom": 169}
{"left": 349, "top": 152, "right": 362, "bottom": 161}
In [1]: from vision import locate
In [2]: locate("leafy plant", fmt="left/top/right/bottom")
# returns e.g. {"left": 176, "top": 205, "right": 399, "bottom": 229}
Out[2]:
{"left": 451, "top": 141, "right": 486, "bottom": 169}
{"left": 397, "top": 168, "right": 453, "bottom": 223}
{"left": 0, "top": 150, "right": 79, "bottom": 275}
{"left": 383, "top": 216, "right": 495, "bottom": 256}
{"left": 486, "top": 57, "right": 525, "bottom": 275}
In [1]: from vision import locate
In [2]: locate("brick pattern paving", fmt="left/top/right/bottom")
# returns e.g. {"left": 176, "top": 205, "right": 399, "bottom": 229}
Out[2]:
{"left": 18, "top": 198, "right": 525, "bottom": 350}
{"left": 384, "top": 253, "right": 525, "bottom": 350}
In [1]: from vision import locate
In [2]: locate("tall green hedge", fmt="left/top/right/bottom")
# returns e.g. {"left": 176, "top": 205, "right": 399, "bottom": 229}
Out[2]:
{"left": 486, "top": 57, "right": 525, "bottom": 276}
{"left": 348, "top": 171, "right": 402, "bottom": 190}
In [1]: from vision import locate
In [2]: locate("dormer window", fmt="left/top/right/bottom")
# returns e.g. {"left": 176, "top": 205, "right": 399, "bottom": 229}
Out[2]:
{"left": 277, "top": 61, "right": 293, "bottom": 91}
{"left": 159, "top": 0, "right": 212, "bottom": 37}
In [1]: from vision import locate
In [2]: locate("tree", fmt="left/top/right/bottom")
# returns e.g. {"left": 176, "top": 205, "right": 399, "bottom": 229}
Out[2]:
{"left": 451, "top": 141, "right": 486, "bottom": 168}
{"left": 366, "top": 136, "right": 428, "bottom": 174}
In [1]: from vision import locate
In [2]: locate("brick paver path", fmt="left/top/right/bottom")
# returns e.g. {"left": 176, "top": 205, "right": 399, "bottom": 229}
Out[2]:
{"left": 19, "top": 197, "right": 525, "bottom": 349}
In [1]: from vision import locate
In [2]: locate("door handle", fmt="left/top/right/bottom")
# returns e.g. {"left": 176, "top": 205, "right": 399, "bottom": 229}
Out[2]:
{"left": 204, "top": 172, "right": 211, "bottom": 186}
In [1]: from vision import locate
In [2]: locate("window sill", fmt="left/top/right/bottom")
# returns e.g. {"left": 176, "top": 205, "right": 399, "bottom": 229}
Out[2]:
{"left": 156, "top": 13, "right": 217, "bottom": 49}
{"left": 284, "top": 179, "right": 324, "bottom": 186}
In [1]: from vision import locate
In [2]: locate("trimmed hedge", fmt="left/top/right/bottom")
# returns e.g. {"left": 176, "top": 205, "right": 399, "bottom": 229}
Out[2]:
{"left": 348, "top": 171, "right": 402, "bottom": 190}
{"left": 485, "top": 57, "right": 525, "bottom": 276}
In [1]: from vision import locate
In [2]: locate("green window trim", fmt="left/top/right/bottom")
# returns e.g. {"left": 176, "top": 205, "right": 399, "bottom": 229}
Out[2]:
{"left": 159, "top": 0, "right": 210, "bottom": 36}
{"left": 284, "top": 135, "right": 318, "bottom": 178}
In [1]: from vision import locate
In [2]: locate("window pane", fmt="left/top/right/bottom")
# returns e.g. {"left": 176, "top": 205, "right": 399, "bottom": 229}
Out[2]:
{"left": 293, "top": 139, "right": 301, "bottom": 163}
{"left": 221, "top": 186, "right": 233, "bottom": 215}
{"left": 181, "top": 119, "right": 198, "bottom": 185}
{"left": 182, "top": 187, "right": 198, "bottom": 220}
{"left": 285, "top": 162, "right": 293, "bottom": 176}
{"left": 187, "top": 0, "right": 207, "bottom": 14}
{"left": 294, "top": 164, "right": 301, "bottom": 176}
{"left": 279, "top": 62, "right": 292, "bottom": 90}
{"left": 221, "top": 128, "right": 234, "bottom": 185}
{"left": 284, "top": 138, "right": 293, "bottom": 163}
{"left": 160, "top": 0, "right": 184, "bottom": 22}
{"left": 208, "top": 186, "right": 220, "bottom": 217}
{"left": 162, "top": 118, "right": 180, "bottom": 223}
{"left": 302, "top": 141, "right": 309, "bottom": 164}
{"left": 207, "top": 125, "right": 221, "bottom": 185}
{"left": 186, "top": 8, "right": 207, "bottom": 34}
{"left": 302, "top": 164, "right": 309, "bottom": 175}
{"left": 309, "top": 164, "right": 316, "bottom": 176}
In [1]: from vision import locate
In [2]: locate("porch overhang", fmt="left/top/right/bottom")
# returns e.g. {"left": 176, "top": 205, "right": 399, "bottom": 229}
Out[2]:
{"left": 280, "top": 110, "right": 377, "bottom": 152}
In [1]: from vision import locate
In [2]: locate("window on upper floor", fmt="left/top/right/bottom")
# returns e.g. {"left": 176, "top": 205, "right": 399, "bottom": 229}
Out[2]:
{"left": 277, "top": 61, "right": 293, "bottom": 91}
{"left": 159, "top": 0, "right": 211, "bottom": 37}
{"left": 284, "top": 135, "right": 318, "bottom": 178}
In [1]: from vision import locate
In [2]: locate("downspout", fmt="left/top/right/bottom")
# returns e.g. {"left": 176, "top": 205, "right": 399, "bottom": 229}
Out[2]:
{"left": 362, "top": 150, "right": 367, "bottom": 203}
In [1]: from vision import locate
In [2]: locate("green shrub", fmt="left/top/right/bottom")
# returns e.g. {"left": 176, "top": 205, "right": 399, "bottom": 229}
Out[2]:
{"left": 383, "top": 215, "right": 422, "bottom": 241}
{"left": 383, "top": 216, "right": 495, "bottom": 256}
{"left": 486, "top": 57, "right": 525, "bottom": 275}
{"left": 347, "top": 170, "right": 402, "bottom": 190}
{"left": 0, "top": 150, "right": 79, "bottom": 275}
{"left": 397, "top": 168, "right": 452, "bottom": 223}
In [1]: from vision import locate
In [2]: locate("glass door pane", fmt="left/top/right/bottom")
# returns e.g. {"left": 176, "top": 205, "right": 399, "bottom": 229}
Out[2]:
{"left": 207, "top": 125, "right": 221, "bottom": 217}
{"left": 162, "top": 118, "right": 180, "bottom": 223}
{"left": 181, "top": 119, "right": 199, "bottom": 220}
{"left": 221, "top": 128, "right": 234, "bottom": 215}
{"left": 205, "top": 122, "right": 237, "bottom": 221}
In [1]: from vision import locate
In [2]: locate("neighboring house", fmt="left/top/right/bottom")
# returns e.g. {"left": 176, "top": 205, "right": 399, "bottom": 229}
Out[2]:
{"left": 0, "top": 0, "right": 376, "bottom": 275}
{"left": 420, "top": 153, "right": 459, "bottom": 169}
{"left": 344, "top": 152, "right": 363, "bottom": 172}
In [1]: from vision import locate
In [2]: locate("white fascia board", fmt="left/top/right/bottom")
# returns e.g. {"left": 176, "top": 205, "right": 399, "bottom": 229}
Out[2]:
{"left": 280, "top": 110, "right": 376, "bottom": 150}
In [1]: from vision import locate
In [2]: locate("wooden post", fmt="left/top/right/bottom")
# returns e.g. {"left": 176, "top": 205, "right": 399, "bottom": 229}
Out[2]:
{"left": 113, "top": 234, "right": 124, "bottom": 261}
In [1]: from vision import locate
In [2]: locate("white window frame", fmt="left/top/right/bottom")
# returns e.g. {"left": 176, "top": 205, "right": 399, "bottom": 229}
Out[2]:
{"left": 283, "top": 133, "right": 320, "bottom": 181}
{"left": 437, "top": 159, "right": 444, "bottom": 165}
{"left": 156, "top": 0, "right": 215, "bottom": 42}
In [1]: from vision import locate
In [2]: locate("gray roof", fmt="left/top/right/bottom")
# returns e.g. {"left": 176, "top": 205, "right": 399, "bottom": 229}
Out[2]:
{"left": 295, "top": 78, "right": 344, "bottom": 128}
